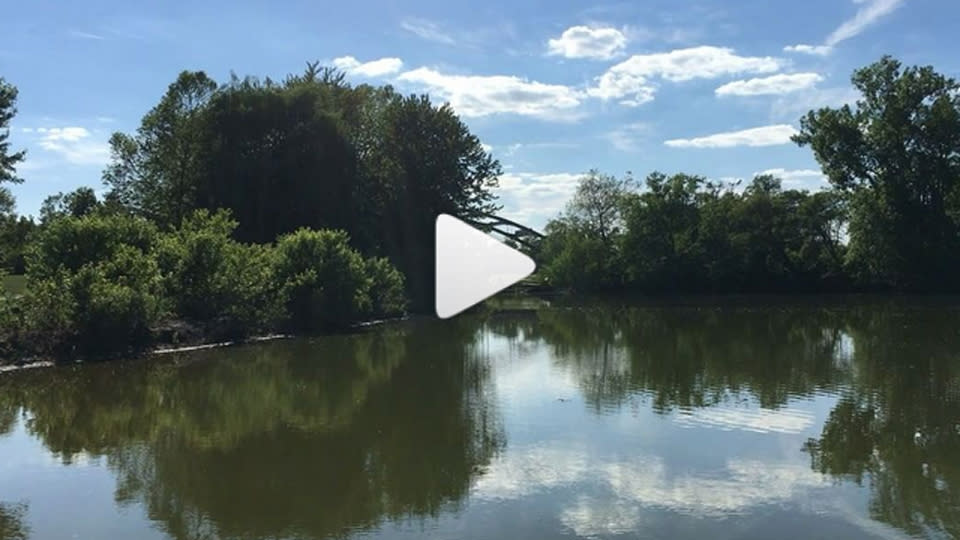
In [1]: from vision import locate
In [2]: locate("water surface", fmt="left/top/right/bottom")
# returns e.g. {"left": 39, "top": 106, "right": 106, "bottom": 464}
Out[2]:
{"left": 1, "top": 298, "right": 959, "bottom": 539}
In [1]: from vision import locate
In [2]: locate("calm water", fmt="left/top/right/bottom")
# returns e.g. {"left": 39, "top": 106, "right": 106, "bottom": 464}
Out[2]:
{"left": 2, "top": 298, "right": 960, "bottom": 540}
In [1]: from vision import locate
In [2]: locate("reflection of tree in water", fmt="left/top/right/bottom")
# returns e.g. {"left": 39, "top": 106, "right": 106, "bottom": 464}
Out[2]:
{"left": 534, "top": 303, "right": 847, "bottom": 412}
{"left": 0, "top": 503, "right": 29, "bottom": 540}
{"left": 0, "top": 318, "right": 504, "bottom": 540}
{"left": 803, "top": 304, "right": 960, "bottom": 539}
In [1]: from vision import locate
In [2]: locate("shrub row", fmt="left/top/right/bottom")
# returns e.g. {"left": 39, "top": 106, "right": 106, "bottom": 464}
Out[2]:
{"left": 0, "top": 210, "right": 407, "bottom": 360}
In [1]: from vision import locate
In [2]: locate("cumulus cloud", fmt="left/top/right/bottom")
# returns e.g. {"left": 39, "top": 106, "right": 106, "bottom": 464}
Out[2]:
{"left": 588, "top": 46, "right": 782, "bottom": 106}
{"left": 664, "top": 124, "right": 798, "bottom": 148}
{"left": 716, "top": 73, "right": 824, "bottom": 97}
{"left": 547, "top": 25, "right": 627, "bottom": 60}
{"left": 397, "top": 68, "right": 584, "bottom": 120}
{"left": 35, "top": 127, "right": 110, "bottom": 165}
{"left": 400, "top": 17, "right": 456, "bottom": 45}
{"left": 332, "top": 56, "right": 404, "bottom": 77}
{"left": 493, "top": 171, "right": 584, "bottom": 225}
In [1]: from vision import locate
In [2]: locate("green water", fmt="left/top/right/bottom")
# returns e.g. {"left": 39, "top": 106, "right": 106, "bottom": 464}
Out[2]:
{"left": 1, "top": 298, "right": 959, "bottom": 539}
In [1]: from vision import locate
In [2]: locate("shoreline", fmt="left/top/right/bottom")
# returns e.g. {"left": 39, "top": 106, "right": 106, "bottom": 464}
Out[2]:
{"left": 0, "top": 315, "right": 411, "bottom": 375}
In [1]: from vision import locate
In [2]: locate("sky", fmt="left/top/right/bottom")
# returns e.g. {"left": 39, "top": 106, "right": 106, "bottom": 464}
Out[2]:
{"left": 2, "top": 0, "right": 958, "bottom": 228}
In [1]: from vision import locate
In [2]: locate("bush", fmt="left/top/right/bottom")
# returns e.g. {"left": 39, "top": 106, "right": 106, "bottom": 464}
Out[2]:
{"left": 22, "top": 215, "right": 164, "bottom": 357}
{"left": 273, "top": 229, "right": 370, "bottom": 331}
{"left": 156, "top": 209, "right": 280, "bottom": 335}
{"left": 364, "top": 256, "right": 407, "bottom": 318}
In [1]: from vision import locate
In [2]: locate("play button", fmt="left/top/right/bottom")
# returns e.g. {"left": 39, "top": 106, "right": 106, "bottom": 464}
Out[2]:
{"left": 435, "top": 214, "right": 537, "bottom": 319}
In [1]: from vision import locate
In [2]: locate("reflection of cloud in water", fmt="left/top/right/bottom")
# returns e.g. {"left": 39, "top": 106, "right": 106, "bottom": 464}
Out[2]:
{"left": 563, "top": 459, "right": 829, "bottom": 536}
{"left": 474, "top": 444, "right": 833, "bottom": 536}
{"left": 471, "top": 445, "right": 590, "bottom": 500}
{"left": 560, "top": 496, "right": 641, "bottom": 537}
{"left": 674, "top": 406, "right": 815, "bottom": 434}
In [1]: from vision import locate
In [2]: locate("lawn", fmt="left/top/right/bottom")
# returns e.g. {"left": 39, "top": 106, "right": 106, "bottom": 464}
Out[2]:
{"left": 2, "top": 275, "right": 26, "bottom": 295}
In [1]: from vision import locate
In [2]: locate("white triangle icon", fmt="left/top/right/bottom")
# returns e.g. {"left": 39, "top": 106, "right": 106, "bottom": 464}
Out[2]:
{"left": 435, "top": 214, "right": 536, "bottom": 319}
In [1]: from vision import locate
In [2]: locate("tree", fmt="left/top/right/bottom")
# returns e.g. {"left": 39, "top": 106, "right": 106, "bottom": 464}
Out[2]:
{"left": 793, "top": 56, "right": 960, "bottom": 290}
{"left": 565, "top": 169, "right": 633, "bottom": 247}
{"left": 39, "top": 186, "right": 101, "bottom": 223}
{"left": 0, "top": 78, "right": 26, "bottom": 185}
{"left": 103, "top": 71, "right": 217, "bottom": 226}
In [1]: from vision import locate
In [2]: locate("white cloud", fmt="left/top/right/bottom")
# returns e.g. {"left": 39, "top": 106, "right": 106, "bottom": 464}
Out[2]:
{"left": 665, "top": 124, "right": 798, "bottom": 149}
{"left": 588, "top": 46, "right": 782, "bottom": 106}
{"left": 36, "top": 126, "right": 110, "bottom": 165}
{"left": 397, "top": 67, "right": 584, "bottom": 120}
{"left": 826, "top": 0, "right": 904, "bottom": 47}
{"left": 716, "top": 73, "right": 824, "bottom": 96}
{"left": 547, "top": 25, "right": 627, "bottom": 60}
{"left": 494, "top": 171, "right": 583, "bottom": 225}
{"left": 783, "top": 0, "right": 904, "bottom": 56}
{"left": 481, "top": 143, "right": 493, "bottom": 154}
{"left": 332, "top": 56, "right": 404, "bottom": 77}
{"left": 784, "top": 44, "right": 833, "bottom": 56}
{"left": 755, "top": 168, "right": 829, "bottom": 190}
{"left": 400, "top": 17, "right": 455, "bottom": 45}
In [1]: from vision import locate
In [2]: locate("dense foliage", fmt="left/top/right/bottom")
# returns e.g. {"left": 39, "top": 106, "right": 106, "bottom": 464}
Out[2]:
{"left": 541, "top": 56, "right": 960, "bottom": 293}
{"left": 0, "top": 210, "right": 406, "bottom": 359}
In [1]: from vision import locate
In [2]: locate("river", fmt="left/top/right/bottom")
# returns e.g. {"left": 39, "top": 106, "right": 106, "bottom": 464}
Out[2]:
{"left": 1, "top": 297, "right": 958, "bottom": 539}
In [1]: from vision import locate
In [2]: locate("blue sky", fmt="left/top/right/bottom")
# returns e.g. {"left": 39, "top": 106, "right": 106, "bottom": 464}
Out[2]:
{"left": 2, "top": 0, "right": 957, "bottom": 227}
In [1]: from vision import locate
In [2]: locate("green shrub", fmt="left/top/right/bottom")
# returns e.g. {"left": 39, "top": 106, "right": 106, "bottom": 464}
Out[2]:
{"left": 27, "top": 214, "right": 158, "bottom": 280}
{"left": 364, "top": 256, "right": 406, "bottom": 318}
{"left": 273, "top": 229, "right": 370, "bottom": 331}
{"left": 22, "top": 215, "right": 164, "bottom": 357}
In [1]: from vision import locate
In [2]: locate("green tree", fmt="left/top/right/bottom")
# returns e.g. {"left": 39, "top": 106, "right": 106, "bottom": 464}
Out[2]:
{"left": 39, "top": 186, "right": 101, "bottom": 223}
{"left": 103, "top": 71, "right": 217, "bottom": 226}
{"left": 793, "top": 56, "right": 960, "bottom": 290}
{"left": 0, "top": 78, "right": 26, "bottom": 185}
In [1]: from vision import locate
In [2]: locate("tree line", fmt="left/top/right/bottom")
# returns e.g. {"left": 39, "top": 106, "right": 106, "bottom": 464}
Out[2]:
{"left": 0, "top": 62, "right": 500, "bottom": 361}
{"left": 0, "top": 55, "right": 959, "bottom": 359}
{"left": 538, "top": 56, "right": 960, "bottom": 293}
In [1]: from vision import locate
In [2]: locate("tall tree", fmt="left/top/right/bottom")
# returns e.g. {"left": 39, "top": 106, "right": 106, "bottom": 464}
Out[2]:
{"left": 103, "top": 71, "right": 217, "bottom": 226}
{"left": 793, "top": 56, "right": 960, "bottom": 289}
{"left": 0, "top": 78, "right": 26, "bottom": 185}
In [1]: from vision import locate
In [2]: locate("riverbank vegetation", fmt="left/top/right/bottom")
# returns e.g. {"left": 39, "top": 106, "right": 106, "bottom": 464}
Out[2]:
{"left": 539, "top": 57, "right": 960, "bottom": 293}
{"left": 1, "top": 55, "right": 959, "bottom": 361}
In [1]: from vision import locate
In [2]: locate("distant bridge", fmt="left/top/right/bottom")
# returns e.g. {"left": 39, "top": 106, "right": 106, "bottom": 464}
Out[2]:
{"left": 462, "top": 213, "right": 545, "bottom": 252}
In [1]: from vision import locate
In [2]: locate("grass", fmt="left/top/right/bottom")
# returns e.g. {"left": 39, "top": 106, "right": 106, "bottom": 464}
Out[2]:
{"left": 2, "top": 275, "right": 26, "bottom": 295}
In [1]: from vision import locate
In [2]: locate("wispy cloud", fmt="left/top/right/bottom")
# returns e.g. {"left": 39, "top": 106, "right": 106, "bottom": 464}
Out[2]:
{"left": 826, "top": 0, "right": 904, "bottom": 47}
{"left": 589, "top": 46, "right": 782, "bottom": 107}
{"left": 716, "top": 73, "right": 824, "bottom": 97}
{"left": 784, "top": 0, "right": 904, "bottom": 55}
{"left": 665, "top": 124, "right": 798, "bottom": 148}
{"left": 333, "top": 56, "right": 404, "bottom": 77}
{"left": 547, "top": 25, "right": 627, "bottom": 60}
{"left": 68, "top": 30, "right": 106, "bottom": 40}
{"left": 397, "top": 68, "right": 584, "bottom": 121}
{"left": 606, "top": 122, "right": 654, "bottom": 152}
{"left": 769, "top": 86, "right": 860, "bottom": 121}
{"left": 400, "top": 17, "right": 456, "bottom": 45}
{"left": 34, "top": 127, "right": 110, "bottom": 166}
